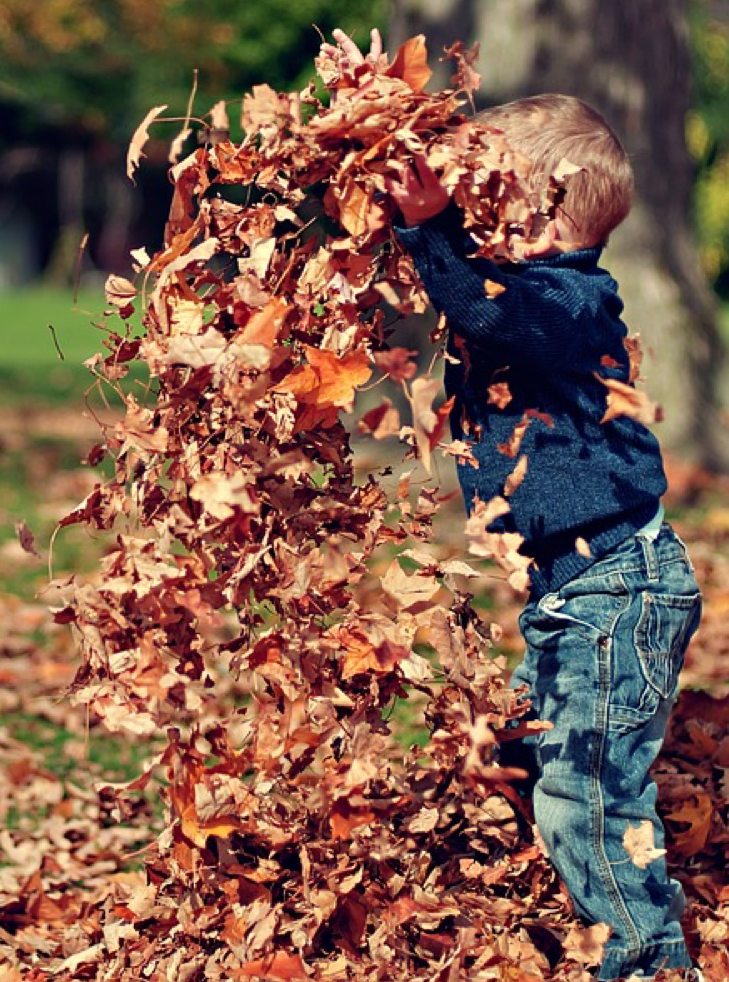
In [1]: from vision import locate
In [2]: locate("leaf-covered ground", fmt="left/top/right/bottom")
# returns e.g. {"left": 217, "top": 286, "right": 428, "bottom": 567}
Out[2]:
{"left": 0, "top": 402, "right": 727, "bottom": 981}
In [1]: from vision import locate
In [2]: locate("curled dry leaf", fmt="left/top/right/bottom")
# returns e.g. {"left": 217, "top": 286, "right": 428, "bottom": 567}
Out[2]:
{"left": 126, "top": 104, "right": 168, "bottom": 181}
{"left": 408, "top": 376, "right": 455, "bottom": 473}
{"left": 105, "top": 274, "right": 138, "bottom": 307}
{"left": 385, "top": 34, "right": 432, "bottom": 92}
{"left": 15, "top": 520, "right": 40, "bottom": 558}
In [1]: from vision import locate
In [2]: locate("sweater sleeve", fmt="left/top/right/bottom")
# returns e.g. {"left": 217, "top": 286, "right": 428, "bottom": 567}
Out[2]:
{"left": 395, "top": 210, "right": 593, "bottom": 365}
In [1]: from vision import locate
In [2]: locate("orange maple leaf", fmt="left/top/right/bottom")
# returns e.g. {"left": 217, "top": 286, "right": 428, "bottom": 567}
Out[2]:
{"left": 234, "top": 952, "right": 308, "bottom": 980}
{"left": 276, "top": 346, "right": 372, "bottom": 431}
{"left": 236, "top": 297, "right": 289, "bottom": 346}
{"left": 330, "top": 799, "right": 376, "bottom": 840}
{"left": 333, "top": 179, "right": 388, "bottom": 236}
{"left": 278, "top": 346, "right": 372, "bottom": 409}
{"left": 334, "top": 625, "right": 384, "bottom": 679}
{"left": 386, "top": 35, "right": 433, "bottom": 92}
{"left": 666, "top": 793, "right": 713, "bottom": 857}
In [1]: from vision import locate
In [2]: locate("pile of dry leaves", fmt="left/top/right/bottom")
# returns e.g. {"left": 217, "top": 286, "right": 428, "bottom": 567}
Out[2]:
{"left": 1, "top": 33, "right": 727, "bottom": 982}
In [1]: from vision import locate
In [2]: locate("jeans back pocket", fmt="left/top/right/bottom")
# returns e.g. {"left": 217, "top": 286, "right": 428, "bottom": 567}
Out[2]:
{"left": 634, "top": 590, "right": 702, "bottom": 699}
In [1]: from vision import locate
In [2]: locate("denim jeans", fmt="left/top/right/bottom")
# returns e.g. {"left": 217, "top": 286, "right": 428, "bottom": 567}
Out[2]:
{"left": 511, "top": 522, "right": 701, "bottom": 980}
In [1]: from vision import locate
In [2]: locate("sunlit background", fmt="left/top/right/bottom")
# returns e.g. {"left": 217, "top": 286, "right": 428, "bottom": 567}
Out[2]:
{"left": 0, "top": 2, "right": 726, "bottom": 283}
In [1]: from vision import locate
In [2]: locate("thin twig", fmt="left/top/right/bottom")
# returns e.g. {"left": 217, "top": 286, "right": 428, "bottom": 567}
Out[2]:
{"left": 48, "top": 324, "right": 65, "bottom": 361}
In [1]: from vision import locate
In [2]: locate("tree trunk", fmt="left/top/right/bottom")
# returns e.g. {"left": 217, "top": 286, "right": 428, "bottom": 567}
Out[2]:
{"left": 389, "top": 0, "right": 729, "bottom": 468}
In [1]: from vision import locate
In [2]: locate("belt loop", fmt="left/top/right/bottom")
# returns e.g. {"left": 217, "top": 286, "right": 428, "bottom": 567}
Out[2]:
{"left": 639, "top": 534, "right": 659, "bottom": 583}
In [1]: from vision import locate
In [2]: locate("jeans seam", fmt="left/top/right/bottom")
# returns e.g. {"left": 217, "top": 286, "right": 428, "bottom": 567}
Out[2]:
{"left": 593, "top": 630, "right": 643, "bottom": 959}
{"left": 603, "top": 938, "right": 690, "bottom": 956}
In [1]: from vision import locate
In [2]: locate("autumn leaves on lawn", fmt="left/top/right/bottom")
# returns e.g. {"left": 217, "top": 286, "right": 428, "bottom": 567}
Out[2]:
{"left": 51, "top": 32, "right": 659, "bottom": 982}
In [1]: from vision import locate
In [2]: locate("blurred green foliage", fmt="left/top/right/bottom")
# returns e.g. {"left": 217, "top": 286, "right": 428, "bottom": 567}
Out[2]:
{"left": 0, "top": 0, "right": 384, "bottom": 144}
{"left": 688, "top": 2, "right": 729, "bottom": 294}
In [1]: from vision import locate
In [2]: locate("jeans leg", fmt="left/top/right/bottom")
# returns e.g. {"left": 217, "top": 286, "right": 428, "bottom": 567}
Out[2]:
{"left": 520, "top": 545, "right": 699, "bottom": 981}
{"left": 591, "top": 693, "right": 690, "bottom": 980}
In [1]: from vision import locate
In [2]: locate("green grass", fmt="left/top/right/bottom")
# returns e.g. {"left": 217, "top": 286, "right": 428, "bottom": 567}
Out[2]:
{"left": 0, "top": 286, "right": 147, "bottom": 596}
{"left": 2, "top": 710, "right": 166, "bottom": 838}
{"left": 5, "top": 711, "right": 161, "bottom": 784}
{"left": 0, "top": 285, "right": 151, "bottom": 405}
{"left": 0, "top": 286, "right": 108, "bottom": 402}
{"left": 0, "top": 287, "right": 105, "bottom": 365}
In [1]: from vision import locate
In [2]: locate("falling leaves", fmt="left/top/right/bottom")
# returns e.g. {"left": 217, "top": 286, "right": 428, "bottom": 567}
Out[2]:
{"left": 406, "top": 376, "right": 455, "bottom": 473}
{"left": 485, "top": 278, "right": 507, "bottom": 298}
{"left": 465, "top": 496, "right": 533, "bottom": 591}
{"left": 15, "top": 520, "right": 40, "bottom": 558}
{"left": 487, "top": 380, "right": 512, "bottom": 409}
{"left": 598, "top": 376, "right": 664, "bottom": 426}
{"left": 562, "top": 922, "right": 611, "bottom": 967}
{"left": 504, "top": 454, "right": 528, "bottom": 497}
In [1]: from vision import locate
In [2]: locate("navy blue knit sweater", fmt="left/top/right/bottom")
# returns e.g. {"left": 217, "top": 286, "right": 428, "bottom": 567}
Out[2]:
{"left": 395, "top": 208, "right": 667, "bottom": 597}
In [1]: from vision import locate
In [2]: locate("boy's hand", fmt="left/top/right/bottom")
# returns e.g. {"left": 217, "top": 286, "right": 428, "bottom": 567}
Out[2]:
{"left": 318, "top": 28, "right": 388, "bottom": 80}
{"left": 512, "top": 218, "right": 573, "bottom": 260}
{"left": 385, "top": 155, "right": 451, "bottom": 227}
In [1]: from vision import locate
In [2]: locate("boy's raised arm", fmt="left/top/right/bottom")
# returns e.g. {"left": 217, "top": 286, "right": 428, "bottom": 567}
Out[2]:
{"left": 395, "top": 209, "right": 591, "bottom": 365}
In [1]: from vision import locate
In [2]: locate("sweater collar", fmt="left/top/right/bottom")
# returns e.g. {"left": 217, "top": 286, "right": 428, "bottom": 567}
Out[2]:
{"left": 522, "top": 245, "right": 604, "bottom": 270}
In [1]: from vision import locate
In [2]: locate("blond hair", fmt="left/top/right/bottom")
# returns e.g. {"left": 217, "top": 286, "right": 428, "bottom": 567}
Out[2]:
{"left": 475, "top": 94, "right": 634, "bottom": 246}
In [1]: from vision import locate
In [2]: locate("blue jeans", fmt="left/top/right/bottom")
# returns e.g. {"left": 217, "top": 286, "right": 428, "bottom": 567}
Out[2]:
{"left": 511, "top": 522, "right": 701, "bottom": 980}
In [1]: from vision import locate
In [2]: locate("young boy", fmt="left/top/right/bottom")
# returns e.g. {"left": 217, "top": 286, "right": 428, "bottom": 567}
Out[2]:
{"left": 389, "top": 94, "right": 703, "bottom": 981}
